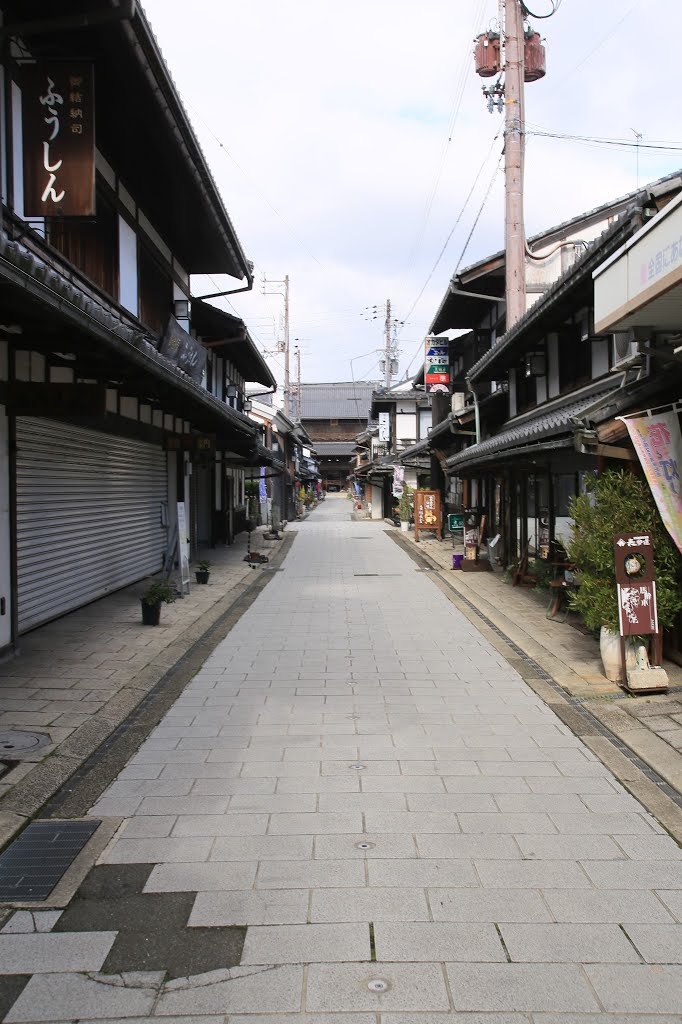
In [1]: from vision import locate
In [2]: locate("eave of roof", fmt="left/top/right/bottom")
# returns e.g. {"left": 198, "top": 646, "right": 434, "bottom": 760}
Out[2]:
{"left": 467, "top": 212, "right": 639, "bottom": 382}
{"left": 190, "top": 300, "right": 276, "bottom": 388}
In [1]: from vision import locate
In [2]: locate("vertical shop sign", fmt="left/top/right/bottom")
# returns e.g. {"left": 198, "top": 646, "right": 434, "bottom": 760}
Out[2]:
{"left": 613, "top": 532, "right": 658, "bottom": 636}
{"left": 424, "top": 337, "right": 450, "bottom": 394}
{"left": 176, "top": 502, "right": 191, "bottom": 594}
{"left": 23, "top": 63, "right": 95, "bottom": 217}
{"left": 392, "top": 465, "right": 404, "bottom": 498}
{"left": 622, "top": 411, "right": 682, "bottom": 553}
{"left": 414, "top": 489, "right": 442, "bottom": 541}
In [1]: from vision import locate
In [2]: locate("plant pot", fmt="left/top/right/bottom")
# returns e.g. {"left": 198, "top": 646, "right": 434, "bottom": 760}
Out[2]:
{"left": 141, "top": 600, "right": 161, "bottom": 626}
{"left": 599, "top": 626, "right": 639, "bottom": 683}
{"left": 400, "top": 520, "right": 409, "bottom": 533}
{"left": 195, "top": 571, "right": 210, "bottom": 584}
{"left": 453, "top": 553, "right": 464, "bottom": 570}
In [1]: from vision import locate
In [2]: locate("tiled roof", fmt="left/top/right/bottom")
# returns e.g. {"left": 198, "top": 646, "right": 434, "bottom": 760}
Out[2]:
{"left": 300, "top": 382, "right": 377, "bottom": 419}
{"left": 446, "top": 381, "right": 621, "bottom": 471}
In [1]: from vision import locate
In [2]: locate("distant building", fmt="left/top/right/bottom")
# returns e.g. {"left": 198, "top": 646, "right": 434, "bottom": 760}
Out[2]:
{"left": 300, "top": 382, "right": 377, "bottom": 488}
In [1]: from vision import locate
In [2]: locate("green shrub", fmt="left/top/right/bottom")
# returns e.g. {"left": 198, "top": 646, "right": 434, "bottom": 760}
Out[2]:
{"left": 567, "top": 470, "right": 682, "bottom": 633}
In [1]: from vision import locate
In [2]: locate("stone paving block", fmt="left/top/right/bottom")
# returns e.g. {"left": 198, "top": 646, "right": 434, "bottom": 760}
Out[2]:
{"left": 429, "top": 887, "right": 553, "bottom": 922}
{"left": 318, "top": 793, "right": 407, "bottom": 811}
{"left": 256, "top": 859, "right": 366, "bottom": 889}
{"left": 457, "top": 812, "right": 556, "bottom": 834}
{"left": 144, "top": 862, "right": 257, "bottom": 892}
{"left": 542, "top": 889, "right": 676, "bottom": 923}
{"left": 415, "top": 834, "right": 521, "bottom": 860}
{"left": 499, "top": 922, "right": 639, "bottom": 962}
{"left": 363, "top": 811, "right": 461, "bottom": 834}
{"left": 582, "top": 860, "right": 682, "bottom": 889}
{"left": 268, "top": 812, "right": 363, "bottom": 834}
{"left": 228, "top": 1015, "right": 376, "bottom": 1024}
{"left": 404, "top": 794, "right": 497, "bottom": 813}
{"left": 241, "top": 923, "right": 370, "bottom": 964}
{"left": 615, "top": 835, "right": 682, "bottom": 860}
{"left": 136, "top": 796, "right": 234, "bottom": 816}
{"left": 189, "top": 890, "right": 310, "bottom": 927}
{"left": 445, "top": 963, "right": 599, "bottom": 1012}
{"left": 4, "top": 971, "right": 160, "bottom": 1021}
{"left": 122, "top": 816, "right": 177, "bottom": 838}
{"left": 367, "top": 859, "right": 477, "bottom": 888}
{"left": 623, "top": 923, "right": 682, "bottom": 962}
{"left": 103, "top": 837, "right": 214, "bottom": 864}
{"left": 514, "top": 835, "right": 625, "bottom": 860}
{"left": 475, "top": 860, "right": 591, "bottom": 888}
{"left": 172, "top": 815, "right": 270, "bottom": 837}
{"left": 156, "top": 964, "right": 304, "bottom": 1015}
{"left": 313, "top": 834, "right": 418, "bottom": 860}
{"left": 359, "top": 776, "right": 446, "bottom": 793}
{"left": 373, "top": 921, "right": 505, "bottom": 962}
{"left": 306, "top": 962, "right": 450, "bottom": 1012}
{"left": 0, "top": 931, "right": 117, "bottom": 972}
{"left": 549, "top": 813, "right": 658, "bottom": 834}
{"left": 584, "top": 964, "right": 682, "bottom": 1013}
{"left": 310, "top": 887, "right": 430, "bottom": 922}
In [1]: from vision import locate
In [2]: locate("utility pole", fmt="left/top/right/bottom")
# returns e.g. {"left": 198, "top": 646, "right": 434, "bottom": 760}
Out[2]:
{"left": 384, "top": 298, "right": 392, "bottom": 389}
{"left": 502, "top": 0, "right": 526, "bottom": 330}
{"left": 262, "top": 274, "right": 290, "bottom": 417}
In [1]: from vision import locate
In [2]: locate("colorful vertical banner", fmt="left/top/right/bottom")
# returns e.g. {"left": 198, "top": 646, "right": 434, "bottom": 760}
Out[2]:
{"left": 622, "top": 411, "right": 682, "bottom": 553}
{"left": 424, "top": 336, "right": 450, "bottom": 394}
{"left": 392, "top": 465, "right": 405, "bottom": 498}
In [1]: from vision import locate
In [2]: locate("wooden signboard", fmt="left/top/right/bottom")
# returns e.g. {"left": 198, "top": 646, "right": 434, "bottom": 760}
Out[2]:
{"left": 22, "top": 63, "right": 95, "bottom": 218}
{"left": 414, "top": 489, "right": 442, "bottom": 542}
{"left": 614, "top": 532, "right": 658, "bottom": 636}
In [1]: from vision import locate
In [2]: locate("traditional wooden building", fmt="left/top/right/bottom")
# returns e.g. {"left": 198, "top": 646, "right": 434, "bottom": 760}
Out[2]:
{"left": 0, "top": 1, "right": 275, "bottom": 652}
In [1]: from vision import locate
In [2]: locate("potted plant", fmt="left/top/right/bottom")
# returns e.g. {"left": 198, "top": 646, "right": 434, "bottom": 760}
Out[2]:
{"left": 140, "top": 579, "right": 177, "bottom": 626}
{"left": 568, "top": 470, "right": 682, "bottom": 682}
{"left": 195, "top": 559, "right": 211, "bottom": 584}
{"left": 398, "top": 484, "right": 412, "bottom": 533}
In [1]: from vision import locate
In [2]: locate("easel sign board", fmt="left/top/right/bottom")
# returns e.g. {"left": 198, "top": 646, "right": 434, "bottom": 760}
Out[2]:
{"left": 177, "top": 502, "right": 191, "bottom": 595}
{"left": 414, "top": 490, "right": 442, "bottom": 542}
{"left": 613, "top": 532, "right": 658, "bottom": 636}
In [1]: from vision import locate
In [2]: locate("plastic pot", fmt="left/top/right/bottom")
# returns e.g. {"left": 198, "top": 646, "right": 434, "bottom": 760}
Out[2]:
{"left": 195, "top": 571, "right": 210, "bottom": 584}
{"left": 141, "top": 600, "right": 161, "bottom": 626}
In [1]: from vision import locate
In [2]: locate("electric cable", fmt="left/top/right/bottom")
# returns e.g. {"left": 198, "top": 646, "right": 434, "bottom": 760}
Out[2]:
{"left": 520, "top": 0, "right": 561, "bottom": 18}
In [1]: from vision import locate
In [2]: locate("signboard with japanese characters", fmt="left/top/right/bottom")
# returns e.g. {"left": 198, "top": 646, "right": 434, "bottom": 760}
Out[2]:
{"left": 613, "top": 532, "right": 658, "bottom": 636}
{"left": 424, "top": 336, "right": 450, "bottom": 394}
{"left": 22, "top": 63, "right": 95, "bottom": 218}
{"left": 378, "top": 412, "right": 390, "bottom": 442}
{"left": 392, "top": 464, "right": 404, "bottom": 499}
{"left": 622, "top": 412, "right": 682, "bottom": 553}
{"left": 414, "top": 489, "right": 442, "bottom": 541}
{"left": 160, "top": 317, "right": 207, "bottom": 385}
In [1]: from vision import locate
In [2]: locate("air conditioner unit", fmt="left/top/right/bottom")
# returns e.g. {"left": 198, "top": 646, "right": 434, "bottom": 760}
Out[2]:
{"left": 451, "top": 392, "right": 466, "bottom": 414}
{"left": 612, "top": 331, "right": 643, "bottom": 370}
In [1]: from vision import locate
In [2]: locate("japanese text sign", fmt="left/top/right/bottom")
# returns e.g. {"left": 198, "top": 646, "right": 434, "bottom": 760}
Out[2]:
{"left": 414, "top": 489, "right": 442, "bottom": 541}
{"left": 622, "top": 411, "right": 682, "bottom": 553}
{"left": 424, "top": 336, "right": 450, "bottom": 394}
{"left": 22, "top": 63, "right": 95, "bottom": 218}
{"left": 613, "top": 532, "right": 658, "bottom": 636}
{"left": 160, "top": 317, "right": 207, "bottom": 385}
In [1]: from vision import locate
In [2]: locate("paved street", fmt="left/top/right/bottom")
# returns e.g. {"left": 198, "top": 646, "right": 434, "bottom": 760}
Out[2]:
{"left": 2, "top": 494, "right": 682, "bottom": 1021}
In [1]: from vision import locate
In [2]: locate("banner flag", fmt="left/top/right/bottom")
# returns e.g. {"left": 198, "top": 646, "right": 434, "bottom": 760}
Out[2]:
{"left": 392, "top": 465, "right": 405, "bottom": 498}
{"left": 622, "top": 411, "right": 682, "bottom": 552}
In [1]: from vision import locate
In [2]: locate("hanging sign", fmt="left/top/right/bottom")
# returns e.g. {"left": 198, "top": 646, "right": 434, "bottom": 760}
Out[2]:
{"left": 392, "top": 464, "right": 404, "bottom": 498}
{"left": 22, "top": 63, "right": 95, "bottom": 217}
{"left": 414, "top": 489, "right": 442, "bottom": 541}
{"left": 160, "top": 317, "right": 207, "bottom": 385}
{"left": 424, "top": 336, "right": 450, "bottom": 394}
{"left": 378, "top": 412, "right": 390, "bottom": 442}
{"left": 622, "top": 412, "right": 682, "bottom": 553}
{"left": 613, "top": 532, "right": 658, "bottom": 636}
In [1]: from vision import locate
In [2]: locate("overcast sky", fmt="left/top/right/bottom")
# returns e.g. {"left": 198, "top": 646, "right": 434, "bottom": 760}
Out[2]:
{"left": 142, "top": 0, "right": 682, "bottom": 388}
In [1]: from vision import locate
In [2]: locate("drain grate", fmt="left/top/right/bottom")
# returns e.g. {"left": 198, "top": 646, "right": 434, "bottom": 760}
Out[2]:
{"left": 0, "top": 820, "right": 100, "bottom": 901}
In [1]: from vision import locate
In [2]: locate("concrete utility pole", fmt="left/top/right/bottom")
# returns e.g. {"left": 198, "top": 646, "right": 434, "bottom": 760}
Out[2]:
{"left": 384, "top": 298, "right": 392, "bottom": 389}
{"left": 262, "top": 274, "right": 291, "bottom": 417}
{"left": 502, "top": 0, "right": 526, "bottom": 330}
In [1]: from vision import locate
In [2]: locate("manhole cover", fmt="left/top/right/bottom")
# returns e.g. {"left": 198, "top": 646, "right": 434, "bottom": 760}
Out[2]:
{"left": 367, "top": 978, "right": 390, "bottom": 993}
{"left": 355, "top": 841, "right": 375, "bottom": 850}
{"left": 0, "top": 731, "right": 51, "bottom": 754}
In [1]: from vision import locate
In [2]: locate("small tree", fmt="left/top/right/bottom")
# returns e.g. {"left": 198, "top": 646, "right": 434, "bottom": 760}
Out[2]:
{"left": 568, "top": 469, "right": 682, "bottom": 632}
{"left": 399, "top": 483, "right": 412, "bottom": 522}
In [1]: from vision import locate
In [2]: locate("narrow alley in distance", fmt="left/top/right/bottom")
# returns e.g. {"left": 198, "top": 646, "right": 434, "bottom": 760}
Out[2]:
{"left": 2, "top": 493, "right": 681, "bottom": 1021}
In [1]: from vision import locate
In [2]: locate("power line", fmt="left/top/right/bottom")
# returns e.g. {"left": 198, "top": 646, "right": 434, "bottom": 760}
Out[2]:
{"left": 526, "top": 127, "right": 682, "bottom": 152}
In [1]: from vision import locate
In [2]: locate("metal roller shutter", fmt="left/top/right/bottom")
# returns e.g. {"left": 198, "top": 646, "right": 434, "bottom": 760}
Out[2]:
{"left": 16, "top": 418, "right": 168, "bottom": 633}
